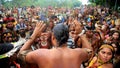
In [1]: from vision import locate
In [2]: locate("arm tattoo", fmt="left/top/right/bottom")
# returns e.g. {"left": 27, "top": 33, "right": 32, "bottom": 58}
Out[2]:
{"left": 18, "top": 50, "right": 32, "bottom": 65}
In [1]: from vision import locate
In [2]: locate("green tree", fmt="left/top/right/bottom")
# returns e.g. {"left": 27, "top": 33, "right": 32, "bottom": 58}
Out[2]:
{"left": 2, "top": 0, "right": 82, "bottom": 8}
{"left": 89, "top": 0, "right": 120, "bottom": 10}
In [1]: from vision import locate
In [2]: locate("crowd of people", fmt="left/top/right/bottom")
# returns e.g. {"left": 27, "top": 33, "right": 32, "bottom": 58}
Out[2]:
{"left": 0, "top": 5, "right": 120, "bottom": 68}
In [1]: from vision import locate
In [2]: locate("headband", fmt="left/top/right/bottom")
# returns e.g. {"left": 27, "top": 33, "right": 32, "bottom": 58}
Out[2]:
{"left": 99, "top": 44, "right": 114, "bottom": 52}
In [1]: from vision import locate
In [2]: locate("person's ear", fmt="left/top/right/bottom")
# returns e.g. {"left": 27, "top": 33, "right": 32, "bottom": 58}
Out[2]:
{"left": 51, "top": 33, "right": 57, "bottom": 47}
{"left": 51, "top": 33, "right": 55, "bottom": 40}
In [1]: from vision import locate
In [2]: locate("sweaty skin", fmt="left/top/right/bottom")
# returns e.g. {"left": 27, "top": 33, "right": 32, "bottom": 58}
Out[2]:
{"left": 26, "top": 47, "right": 89, "bottom": 68}
{"left": 19, "top": 22, "right": 92, "bottom": 68}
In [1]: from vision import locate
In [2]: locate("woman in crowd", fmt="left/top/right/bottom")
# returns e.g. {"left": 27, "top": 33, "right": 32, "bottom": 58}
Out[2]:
{"left": 111, "top": 30, "right": 120, "bottom": 43}
{"left": 87, "top": 44, "right": 114, "bottom": 68}
{"left": 111, "top": 42, "right": 120, "bottom": 68}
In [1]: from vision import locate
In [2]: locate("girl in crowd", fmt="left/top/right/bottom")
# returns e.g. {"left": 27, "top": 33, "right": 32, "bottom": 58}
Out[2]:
{"left": 87, "top": 44, "right": 114, "bottom": 68}
{"left": 111, "top": 42, "right": 120, "bottom": 68}
{"left": 111, "top": 30, "right": 120, "bottom": 43}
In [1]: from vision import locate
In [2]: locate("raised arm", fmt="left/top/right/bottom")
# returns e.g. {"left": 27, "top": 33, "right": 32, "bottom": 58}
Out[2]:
{"left": 19, "top": 22, "right": 46, "bottom": 52}
{"left": 80, "top": 34, "right": 92, "bottom": 50}
{"left": 79, "top": 34, "right": 93, "bottom": 62}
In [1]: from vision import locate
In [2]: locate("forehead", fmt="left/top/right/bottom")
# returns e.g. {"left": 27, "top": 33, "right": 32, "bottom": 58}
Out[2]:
{"left": 41, "top": 32, "right": 51, "bottom": 36}
{"left": 100, "top": 48, "right": 112, "bottom": 53}
{"left": 41, "top": 32, "right": 48, "bottom": 35}
{"left": 113, "top": 32, "right": 119, "bottom": 35}
{"left": 112, "top": 44, "right": 117, "bottom": 47}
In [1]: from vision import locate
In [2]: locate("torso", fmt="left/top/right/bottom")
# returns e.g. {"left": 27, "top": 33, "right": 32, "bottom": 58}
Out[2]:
{"left": 32, "top": 47, "right": 86, "bottom": 68}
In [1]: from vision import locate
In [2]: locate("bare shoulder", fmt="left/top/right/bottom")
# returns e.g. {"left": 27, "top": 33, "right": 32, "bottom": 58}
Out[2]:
{"left": 27, "top": 49, "right": 49, "bottom": 54}
{"left": 74, "top": 48, "right": 92, "bottom": 55}
{"left": 73, "top": 48, "right": 81, "bottom": 51}
{"left": 102, "top": 63, "right": 113, "bottom": 68}
{"left": 25, "top": 49, "right": 50, "bottom": 63}
{"left": 73, "top": 48, "right": 90, "bottom": 61}
{"left": 33, "top": 49, "right": 50, "bottom": 53}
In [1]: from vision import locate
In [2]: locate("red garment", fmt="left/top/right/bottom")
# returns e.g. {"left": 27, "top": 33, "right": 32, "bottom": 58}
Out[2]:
{"left": 3, "top": 17, "right": 15, "bottom": 23}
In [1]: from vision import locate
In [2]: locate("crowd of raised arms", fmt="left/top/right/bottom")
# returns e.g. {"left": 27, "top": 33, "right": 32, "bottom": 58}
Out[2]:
{"left": 0, "top": 5, "right": 120, "bottom": 68}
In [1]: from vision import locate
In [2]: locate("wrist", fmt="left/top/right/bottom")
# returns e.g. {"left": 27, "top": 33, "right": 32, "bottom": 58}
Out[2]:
{"left": 28, "top": 35, "right": 36, "bottom": 40}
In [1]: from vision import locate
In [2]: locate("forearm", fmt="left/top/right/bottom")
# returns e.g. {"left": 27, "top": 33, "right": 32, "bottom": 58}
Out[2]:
{"left": 19, "top": 34, "right": 37, "bottom": 52}
{"left": 82, "top": 39, "right": 92, "bottom": 49}
{"left": 19, "top": 22, "right": 46, "bottom": 52}
{"left": 81, "top": 35, "right": 92, "bottom": 50}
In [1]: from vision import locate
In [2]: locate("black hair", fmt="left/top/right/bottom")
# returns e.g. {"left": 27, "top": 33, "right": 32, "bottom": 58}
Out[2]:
{"left": 111, "top": 42, "right": 120, "bottom": 55}
{"left": 19, "top": 29, "right": 26, "bottom": 38}
{"left": 53, "top": 23, "right": 69, "bottom": 46}
{"left": 111, "top": 30, "right": 120, "bottom": 40}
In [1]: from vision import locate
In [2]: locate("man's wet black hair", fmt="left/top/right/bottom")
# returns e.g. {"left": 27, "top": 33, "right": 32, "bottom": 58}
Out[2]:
{"left": 53, "top": 23, "right": 69, "bottom": 46}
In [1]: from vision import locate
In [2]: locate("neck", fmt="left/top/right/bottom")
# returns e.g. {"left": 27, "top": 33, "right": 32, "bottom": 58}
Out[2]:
{"left": 61, "top": 43, "right": 67, "bottom": 48}
{"left": 97, "top": 57, "right": 110, "bottom": 66}
{"left": 98, "top": 58, "right": 104, "bottom": 65}
{"left": 56, "top": 43, "right": 67, "bottom": 48}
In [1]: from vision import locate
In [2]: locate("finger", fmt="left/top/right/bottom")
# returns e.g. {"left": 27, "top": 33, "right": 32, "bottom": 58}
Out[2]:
{"left": 37, "top": 21, "right": 43, "bottom": 27}
{"left": 41, "top": 23, "right": 46, "bottom": 31}
{"left": 39, "top": 22, "right": 44, "bottom": 28}
{"left": 36, "top": 22, "right": 41, "bottom": 27}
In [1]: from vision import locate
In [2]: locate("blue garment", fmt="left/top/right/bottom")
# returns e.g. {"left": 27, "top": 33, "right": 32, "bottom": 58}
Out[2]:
{"left": 87, "top": 17, "right": 91, "bottom": 22}
{"left": 67, "top": 37, "right": 75, "bottom": 48}
{"left": 15, "top": 23, "right": 26, "bottom": 30}
{"left": 0, "top": 43, "right": 13, "bottom": 67}
{"left": 61, "top": 17, "right": 65, "bottom": 23}
{"left": 0, "top": 43, "right": 13, "bottom": 55}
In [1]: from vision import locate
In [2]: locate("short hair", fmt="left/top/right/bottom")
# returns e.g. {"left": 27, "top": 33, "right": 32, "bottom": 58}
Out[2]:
{"left": 53, "top": 23, "right": 69, "bottom": 46}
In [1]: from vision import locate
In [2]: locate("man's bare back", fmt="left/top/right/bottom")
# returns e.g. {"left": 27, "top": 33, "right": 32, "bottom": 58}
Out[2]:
{"left": 19, "top": 22, "right": 92, "bottom": 68}
{"left": 26, "top": 47, "right": 88, "bottom": 68}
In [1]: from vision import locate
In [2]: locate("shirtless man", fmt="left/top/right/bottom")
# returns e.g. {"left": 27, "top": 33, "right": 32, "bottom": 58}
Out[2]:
{"left": 18, "top": 22, "right": 92, "bottom": 68}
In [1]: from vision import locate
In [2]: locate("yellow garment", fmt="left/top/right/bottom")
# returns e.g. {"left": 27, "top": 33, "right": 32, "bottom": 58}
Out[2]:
{"left": 13, "top": 21, "right": 17, "bottom": 26}
{"left": 3, "top": 21, "right": 17, "bottom": 28}
{"left": 3, "top": 24, "right": 6, "bottom": 28}
{"left": 111, "top": 20, "right": 114, "bottom": 25}
{"left": 88, "top": 44, "right": 113, "bottom": 68}
{"left": 88, "top": 58, "right": 102, "bottom": 68}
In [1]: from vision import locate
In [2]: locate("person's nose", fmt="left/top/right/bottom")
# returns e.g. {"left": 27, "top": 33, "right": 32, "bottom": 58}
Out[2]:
{"left": 104, "top": 54, "right": 108, "bottom": 58}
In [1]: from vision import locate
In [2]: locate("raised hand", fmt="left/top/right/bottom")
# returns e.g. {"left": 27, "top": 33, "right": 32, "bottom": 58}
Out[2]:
{"left": 32, "top": 21, "right": 46, "bottom": 38}
{"left": 19, "top": 21, "right": 46, "bottom": 52}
